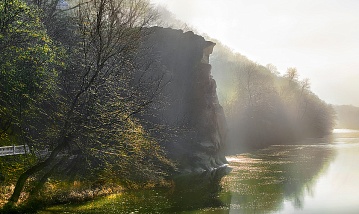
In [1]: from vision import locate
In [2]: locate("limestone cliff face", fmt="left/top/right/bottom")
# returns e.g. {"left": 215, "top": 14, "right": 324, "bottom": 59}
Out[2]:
{"left": 142, "top": 27, "right": 228, "bottom": 173}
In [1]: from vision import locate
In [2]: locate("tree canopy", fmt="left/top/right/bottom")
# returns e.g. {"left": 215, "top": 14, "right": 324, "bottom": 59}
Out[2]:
{"left": 1, "top": 0, "right": 174, "bottom": 207}
{"left": 0, "top": 0, "right": 61, "bottom": 145}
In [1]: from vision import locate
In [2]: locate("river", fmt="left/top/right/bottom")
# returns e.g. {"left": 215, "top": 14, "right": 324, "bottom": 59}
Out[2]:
{"left": 40, "top": 129, "right": 359, "bottom": 213}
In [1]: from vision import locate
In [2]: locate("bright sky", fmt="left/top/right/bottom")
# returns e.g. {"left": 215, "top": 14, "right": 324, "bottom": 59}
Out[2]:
{"left": 150, "top": 0, "right": 359, "bottom": 106}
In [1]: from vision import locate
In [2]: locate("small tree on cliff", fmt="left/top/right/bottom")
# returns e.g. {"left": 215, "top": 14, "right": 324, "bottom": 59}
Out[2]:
{"left": 6, "top": 0, "right": 173, "bottom": 205}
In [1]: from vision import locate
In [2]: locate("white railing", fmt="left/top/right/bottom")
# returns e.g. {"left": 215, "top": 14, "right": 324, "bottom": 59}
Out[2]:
{"left": 0, "top": 145, "right": 30, "bottom": 157}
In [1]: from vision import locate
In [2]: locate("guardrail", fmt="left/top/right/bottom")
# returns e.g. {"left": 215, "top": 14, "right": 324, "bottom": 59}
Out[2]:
{"left": 0, "top": 145, "right": 30, "bottom": 157}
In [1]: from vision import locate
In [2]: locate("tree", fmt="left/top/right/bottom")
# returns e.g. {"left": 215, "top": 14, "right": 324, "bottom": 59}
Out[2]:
{"left": 285, "top": 67, "right": 299, "bottom": 82}
{"left": 0, "top": 0, "right": 61, "bottom": 145}
{"left": 6, "top": 0, "right": 173, "bottom": 205}
{"left": 266, "top": 63, "right": 279, "bottom": 75}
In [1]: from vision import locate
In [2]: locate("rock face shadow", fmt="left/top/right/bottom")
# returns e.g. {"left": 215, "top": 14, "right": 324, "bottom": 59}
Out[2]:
{"left": 139, "top": 27, "right": 228, "bottom": 172}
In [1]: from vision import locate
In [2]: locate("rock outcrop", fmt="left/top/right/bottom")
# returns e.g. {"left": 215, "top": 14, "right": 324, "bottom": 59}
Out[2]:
{"left": 141, "top": 27, "right": 228, "bottom": 173}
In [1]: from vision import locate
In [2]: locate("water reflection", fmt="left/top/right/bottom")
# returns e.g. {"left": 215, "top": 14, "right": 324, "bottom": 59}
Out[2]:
{"left": 167, "top": 166, "right": 231, "bottom": 213}
{"left": 176, "top": 136, "right": 338, "bottom": 214}
{"left": 41, "top": 130, "right": 359, "bottom": 214}
{"left": 40, "top": 166, "right": 231, "bottom": 214}
{"left": 280, "top": 131, "right": 359, "bottom": 214}
{"left": 41, "top": 145, "right": 336, "bottom": 213}
{"left": 220, "top": 143, "right": 336, "bottom": 213}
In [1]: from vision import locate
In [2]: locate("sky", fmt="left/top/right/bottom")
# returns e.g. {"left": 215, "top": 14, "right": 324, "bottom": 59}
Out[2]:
{"left": 150, "top": 0, "right": 359, "bottom": 106}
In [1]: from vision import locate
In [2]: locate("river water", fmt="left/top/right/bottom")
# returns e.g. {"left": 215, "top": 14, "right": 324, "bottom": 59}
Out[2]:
{"left": 41, "top": 129, "right": 359, "bottom": 213}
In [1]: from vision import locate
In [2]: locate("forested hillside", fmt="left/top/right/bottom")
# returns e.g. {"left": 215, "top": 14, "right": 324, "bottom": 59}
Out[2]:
{"left": 210, "top": 43, "right": 336, "bottom": 153}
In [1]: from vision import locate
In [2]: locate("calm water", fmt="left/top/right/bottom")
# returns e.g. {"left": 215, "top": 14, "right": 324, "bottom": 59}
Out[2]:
{"left": 40, "top": 129, "right": 359, "bottom": 214}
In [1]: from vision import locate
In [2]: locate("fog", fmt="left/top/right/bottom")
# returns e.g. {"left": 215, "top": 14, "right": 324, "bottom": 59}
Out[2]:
{"left": 151, "top": 0, "right": 359, "bottom": 106}
{"left": 2, "top": 0, "right": 358, "bottom": 212}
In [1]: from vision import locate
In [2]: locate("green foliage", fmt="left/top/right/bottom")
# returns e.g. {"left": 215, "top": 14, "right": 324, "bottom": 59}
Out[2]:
{"left": 0, "top": 0, "right": 62, "bottom": 145}
{"left": 0, "top": 154, "right": 37, "bottom": 184}
{"left": 49, "top": 0, "right": 174, "bottom": 186}
{"left": 0, "top": 0, "right": 175, "bottom": 208}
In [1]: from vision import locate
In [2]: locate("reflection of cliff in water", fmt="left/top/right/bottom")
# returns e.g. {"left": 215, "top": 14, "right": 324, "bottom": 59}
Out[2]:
{"left": 222, "top": 139, "right": 336, "bottom": 213}
{"left": 165, "top": 166, "right": 231, "bottom": 213}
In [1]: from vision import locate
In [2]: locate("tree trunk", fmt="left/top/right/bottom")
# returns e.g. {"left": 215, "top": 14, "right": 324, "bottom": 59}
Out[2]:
{"left": 29, "top": 155, "right": 68, "bottom": 198}
{"left": 6, "top": 139, "right": 68, "bottom": 205}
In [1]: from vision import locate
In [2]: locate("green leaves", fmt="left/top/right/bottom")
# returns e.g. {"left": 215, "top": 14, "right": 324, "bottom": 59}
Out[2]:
{"left": 0, "top": 0, "right": 62, "bottom": 143}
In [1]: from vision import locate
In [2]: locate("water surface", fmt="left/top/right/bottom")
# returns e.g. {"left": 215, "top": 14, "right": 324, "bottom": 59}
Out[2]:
{"left": 40, "top": 129, "right": 359, "bottom": 213}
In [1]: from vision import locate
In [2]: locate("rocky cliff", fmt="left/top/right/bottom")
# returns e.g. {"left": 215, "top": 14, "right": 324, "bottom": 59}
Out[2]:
{"left": 140, "top": 27, "right": 228, "bottom": 173}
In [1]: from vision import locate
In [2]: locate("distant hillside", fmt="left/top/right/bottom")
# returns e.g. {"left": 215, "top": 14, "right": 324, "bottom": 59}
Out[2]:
{"left": 334, "top": 105, "right": 359, "bottom": 129}
{"left": 210, "top": 43, "right": 336, "bottom": 153}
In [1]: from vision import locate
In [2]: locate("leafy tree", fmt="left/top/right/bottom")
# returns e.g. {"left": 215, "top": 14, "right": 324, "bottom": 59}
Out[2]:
{"left": 2, "top": 0, "right": 173, "bottom": 206}
{"left": 0, "top": 0, "right": 61, "bottom": 145}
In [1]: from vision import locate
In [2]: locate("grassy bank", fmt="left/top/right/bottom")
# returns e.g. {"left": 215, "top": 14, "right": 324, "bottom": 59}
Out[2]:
{"left": 0, "top": 176, "right": 173, "bottom": 213}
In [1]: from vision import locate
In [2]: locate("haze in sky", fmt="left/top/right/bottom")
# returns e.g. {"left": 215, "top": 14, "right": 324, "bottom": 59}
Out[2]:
{"left": 150, "top": 0, "right": 359, "bottom": 106}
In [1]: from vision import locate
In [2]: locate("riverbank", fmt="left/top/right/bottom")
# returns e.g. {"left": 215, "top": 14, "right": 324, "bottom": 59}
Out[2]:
{"left": 0, "top": 178, "right": 174, "bottom": 213}
{"left": 31, "top": 129, "right": 359, "bottom": 213}
{"left": 37, "top": 166, "right": 230, "bottom": 214}
{"left": 0, "top": 181, "right": 123, "bottom": 213}
{"left": 0, "top": 166, "right": 229, "bottom": 213}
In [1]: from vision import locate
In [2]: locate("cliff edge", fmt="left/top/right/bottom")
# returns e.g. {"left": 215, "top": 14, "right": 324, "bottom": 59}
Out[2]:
{"left": 142, "top": 27, "right": 228, "bottom": 173}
